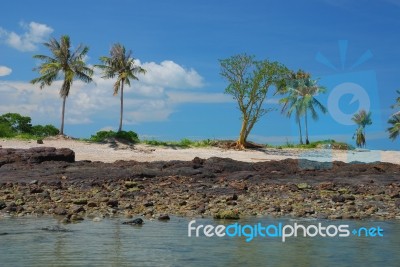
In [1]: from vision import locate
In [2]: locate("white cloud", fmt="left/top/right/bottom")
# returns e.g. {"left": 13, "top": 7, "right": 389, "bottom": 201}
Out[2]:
{"left": 0, "top": 60, "right": 229, "bottom": 128}
{"left": 0, "top": 22, "right": 53, "bottom": 52}
{"left": 138, "top": 60, "right": 203, "bottom": 89}
{"left": 0, "top": 66, "right": 12, "bottom": 76}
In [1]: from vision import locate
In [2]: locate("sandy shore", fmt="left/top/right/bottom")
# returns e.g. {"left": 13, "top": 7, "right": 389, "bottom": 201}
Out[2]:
{"left": 1, "top": 138, "right": 399, "bottom": 164}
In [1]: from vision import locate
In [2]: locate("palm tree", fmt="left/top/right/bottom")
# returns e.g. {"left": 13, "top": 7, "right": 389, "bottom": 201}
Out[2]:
{"left": 387, "top": 90, "right": 400, "bottom": 141}
{"left": 280, "top": 88, "right": 305, "bottom": 144}
{"left": 31, "top": 35, "right": 93, "bottom": 135}
{"left": 299, "top": 79, "right": 327, "bottom": 144}
{"left": 388, "top": 112, "right": 400, "bottom": 141}
{"left": 352, "top": 109, "right": 372, "bottom": 148}
{"left": 95, "top": 43, "right": 146, "bottom": 132}
{"left": 281, "top": 71, "right": 327, "bottom": 145}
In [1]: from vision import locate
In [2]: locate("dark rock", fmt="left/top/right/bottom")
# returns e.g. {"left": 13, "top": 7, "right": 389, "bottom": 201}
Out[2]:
{"left": 0, "top": 147, "right": 75, "bottom": 167}
{"left": 4, "top": 202, "right": 17, "bottom": 212}
{"left": 158, "top": 214, "right": 170, "bottom": 221}
{"left": 87, "top": 202, "right": 98, "bottom": 208}
{"left": 123, "top": 218, "right": 144, "bottom": 225}
{"left": 226, "top": 200, "right": 237, "bottom": 206}
{"left": 37, "top": 140, "right": 44, "bottom": 144}
{"left": 107, "top": 199, "right": 119, "bottom": 207}
{"left": 143, "top": 201, "right": 154, "bottom": 207}
{"left": 54, "top": 207, "right": 68, "bottom": 215}
{"left": 30, "top": 187, "right": 44, "bottom": 194}
{"left": 41, "top": 225, "right": 71, "bottom": 232}
{"left": 0, "top": 201, "right": 6, "bottom": 210}
{"left": 332, "top": 195, "right": 346, "bottom": 203}
{"left": 179, "top": 201, "right": 187, "bottom": 206}
{"left": 70, "top": 205, "right": 85, "bottom": 214}
{"left": 72, "top": 199, "right": 88, "bottom": 205}
{"left": 395, "top": 199, "right": 400, "bottom": 208}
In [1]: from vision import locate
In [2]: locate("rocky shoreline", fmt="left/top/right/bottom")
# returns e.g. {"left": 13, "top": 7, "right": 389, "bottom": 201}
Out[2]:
{"left": 0, "top": 147, "right": 399, "bottom": 222}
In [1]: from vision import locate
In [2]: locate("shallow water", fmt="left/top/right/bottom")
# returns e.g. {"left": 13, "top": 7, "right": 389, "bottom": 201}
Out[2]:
{"left": 0, "top": 216, "right": 399, "bottom": 267}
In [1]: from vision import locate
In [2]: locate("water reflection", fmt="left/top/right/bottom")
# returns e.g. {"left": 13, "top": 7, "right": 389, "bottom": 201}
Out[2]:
{"left": 0, "top": 216, "right": 399, "bottom": 266}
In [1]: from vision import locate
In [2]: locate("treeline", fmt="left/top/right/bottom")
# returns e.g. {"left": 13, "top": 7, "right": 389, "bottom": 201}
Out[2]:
{"left": 0, "top": 113, "right": 59, "bottom": 138}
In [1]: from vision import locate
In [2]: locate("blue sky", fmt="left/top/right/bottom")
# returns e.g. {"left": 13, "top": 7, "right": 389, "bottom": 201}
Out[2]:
{"left": 0, "top": 0, "right": 399, "bottom": 150}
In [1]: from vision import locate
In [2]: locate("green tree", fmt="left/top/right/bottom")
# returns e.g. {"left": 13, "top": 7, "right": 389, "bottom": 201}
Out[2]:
{"left": 387, "top": 90, "right": 400, "bottom": 141}
{"left": 0, "top": 113, "right": 32, "bottom": 133}
{"left": 95, "top": 43, "right": 146, "bottom": 132}
{"left": 31, "top": 35, "right": 93, "bottom": 135}
{"left": 280, "top": 71, "right": 327, "bottom": 144}
{"left": 352, "top": 109, "right": 372, "bottom": 148}
{"left": 279, "top": 70, "right": 310, "bottom": 145}
{"left": 219, "top": 54, "right": 289, "bottom": 149}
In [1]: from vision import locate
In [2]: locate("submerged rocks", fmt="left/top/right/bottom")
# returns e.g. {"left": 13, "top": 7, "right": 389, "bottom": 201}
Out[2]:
{"left": 123, "top": 218, "right": 144, "bottom": 225}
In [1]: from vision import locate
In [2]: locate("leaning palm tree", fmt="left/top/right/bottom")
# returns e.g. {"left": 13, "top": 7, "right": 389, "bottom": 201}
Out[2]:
{"left": 31, "top": 35, "right": 93, "bottom": 135}
{"left": 95, "top": 43, "right": 146, "bottom": 132}
{"left": 388, "top": 112, "right": 400, "bottom": 141}
{"left": 387, "top": 90, "right": 400, "bottom": 141}
{"left": 352, "top": 109, "right": 372, "bottom": 148}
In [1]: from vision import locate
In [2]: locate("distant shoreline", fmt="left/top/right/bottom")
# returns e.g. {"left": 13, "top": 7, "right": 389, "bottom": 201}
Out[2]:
{"left": 1, "top": 138, "right": 399, "bottom": 165}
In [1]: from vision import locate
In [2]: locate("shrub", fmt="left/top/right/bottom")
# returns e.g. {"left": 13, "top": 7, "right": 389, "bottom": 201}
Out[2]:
{"left": 31, "top": 125, "right": 60, "bottom": 137}
{"left": 0, "top": 123, "right": 15, "bottom": 137}
{"left": 0, "top": 113, "right": 32, "bottom": 134}
{"left": 90, "top": 130, "right": 140, "bottom": 143}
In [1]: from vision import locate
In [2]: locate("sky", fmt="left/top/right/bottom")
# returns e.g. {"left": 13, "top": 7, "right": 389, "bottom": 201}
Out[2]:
{"left": 0, "top": 0, "right": 399, "bottom": 150}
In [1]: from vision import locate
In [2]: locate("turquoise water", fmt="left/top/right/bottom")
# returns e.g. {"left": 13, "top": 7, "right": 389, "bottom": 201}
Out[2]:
{"left": 0, "top": 216, "right": 399, "bottom": 267}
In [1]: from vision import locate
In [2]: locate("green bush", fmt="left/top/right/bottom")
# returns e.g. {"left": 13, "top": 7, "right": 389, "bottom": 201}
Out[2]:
{"left": 90, "top": 130, "right": 140, "bottom": 143}
{"left": 31, "top": 125, "right": 59, "bottom": 137}
{"left": 0, "top": 113, "right": 32, "bottom": 134}
{"left": 0, "top": 123, "right": 15, "bottom": 137}
{"left": 0, "top": 113, "right": 59, "bottom": 139}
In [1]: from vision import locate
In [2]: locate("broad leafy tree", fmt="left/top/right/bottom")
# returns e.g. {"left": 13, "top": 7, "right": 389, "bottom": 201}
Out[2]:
{"left": 219, "top": 54, "right": 289, "bottom": 149}
{"left": 96, "top": 43, "right": 146, "bottom": 132}
{"left": 31, "top": 35, "right": 93, "bottom": 135}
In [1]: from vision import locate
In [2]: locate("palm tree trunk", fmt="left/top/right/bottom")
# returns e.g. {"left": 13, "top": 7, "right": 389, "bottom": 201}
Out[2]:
{"left": 305, "top": 111, "right": 309, "bottom": 144}
{"left": 298, "top": 118, "right": 303, "bottom": 145}
{"left": 118, "top": 81, "right": 124, "bottom": 132}
{"left": 60, "top": 96, "right": 66, "bottom": 135}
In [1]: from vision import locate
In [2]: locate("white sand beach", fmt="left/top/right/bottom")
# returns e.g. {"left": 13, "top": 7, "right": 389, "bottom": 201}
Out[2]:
{"left": 1, "top": 138, "right": 399, "bottom": 165}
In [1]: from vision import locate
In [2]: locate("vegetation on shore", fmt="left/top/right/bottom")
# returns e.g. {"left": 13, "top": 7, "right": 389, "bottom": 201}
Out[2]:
{"left": 3, "top": 33, "right": 398, "bottom": 147}
{"left": 0, "top": 113, "right": 59, "bottom": 139}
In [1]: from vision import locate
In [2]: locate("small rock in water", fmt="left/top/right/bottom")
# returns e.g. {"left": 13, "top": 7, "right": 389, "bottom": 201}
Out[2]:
{"left": 41, "top": 225, "right": 71, "bottom": 232}
{"left": 158, "top": 214, "right": 170, "bottom": 221}
{"left": 92, "top": 217, "right": 102, "bottom": 222}
{"left": 122, "top": 218, "right": 144, "bottom": 225}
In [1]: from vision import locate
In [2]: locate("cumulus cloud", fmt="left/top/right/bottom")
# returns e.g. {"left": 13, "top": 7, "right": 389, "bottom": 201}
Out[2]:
{"left": 0, "top": 60, "right": 227, "bottom": 127}
{"left": 0, "top": 66, "right": 12, "bottom": 76}
{"left": 138, "top": 60, "right": 203, "bottom": 89}
{"left": 0, "top": 21, "right": 53, "bottom": 52}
